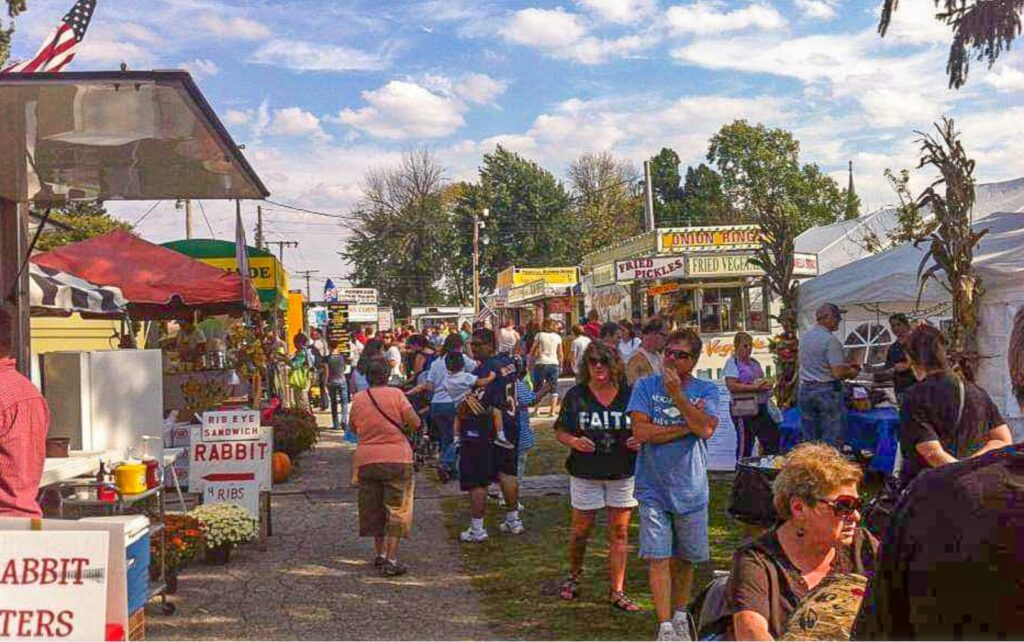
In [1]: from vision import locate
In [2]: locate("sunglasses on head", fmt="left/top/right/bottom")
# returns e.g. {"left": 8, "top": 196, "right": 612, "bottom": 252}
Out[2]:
{"left": 664, "top": 348, "right": 694, "bottom": 361}
{"left": 818, "top": 495, "right": 862, "bottom": 517}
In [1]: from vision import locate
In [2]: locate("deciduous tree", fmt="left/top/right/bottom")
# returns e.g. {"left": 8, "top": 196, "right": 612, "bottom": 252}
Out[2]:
{"left": 568, "top": 151, "right": 642, "bottom": 256}
{"left": 32, "top": 201, "right": 133, "bottom": 252}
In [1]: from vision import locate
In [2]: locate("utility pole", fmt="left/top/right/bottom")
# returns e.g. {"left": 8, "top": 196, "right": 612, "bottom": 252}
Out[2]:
{"left": 267, "top": 240, "right": 298, "bottom": 266}
{"left": 295, "top": 269, "right": 320, "bottom": 302}
{"left": 255, "top": 205, "right": 264, "bottom": 249}
{"left": 642, "top": 161, "right": 655, "bottom": 231}
{"left": 177, "top": 199, "right": 194, "bottom": 239}
{"left": 472, "top": 208, "right": 489, "bottom": 315}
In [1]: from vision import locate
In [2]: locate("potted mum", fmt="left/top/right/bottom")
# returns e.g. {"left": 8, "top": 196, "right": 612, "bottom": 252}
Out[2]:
{"left": 189, "top": 503, "right": 258, "bottom": 565}
{"left": 151, "top": 514, "right": 205, "bottom": 593}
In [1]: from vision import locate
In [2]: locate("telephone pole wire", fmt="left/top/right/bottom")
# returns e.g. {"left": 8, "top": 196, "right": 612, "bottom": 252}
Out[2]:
{"left": 295, "top": 270, "right": 320, "bottom": 302}
{"left": 267, "top": 240, "right": 298, "bottom": 266}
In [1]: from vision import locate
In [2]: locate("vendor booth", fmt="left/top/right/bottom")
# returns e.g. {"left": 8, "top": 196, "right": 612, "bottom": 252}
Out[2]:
{"left": 798, "top": 211, "right": 1024, "bottom": 439}
{"left": 160, "top": 239, "right": 289, "bottom": 313}
{"left": 496, "top": 266, "right": 580, "bottom": 328}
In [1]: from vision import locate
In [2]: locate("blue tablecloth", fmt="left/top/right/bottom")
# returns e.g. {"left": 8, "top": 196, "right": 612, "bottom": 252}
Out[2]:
{"left": 780, "top": 406, "right": 900, "bottom": 474}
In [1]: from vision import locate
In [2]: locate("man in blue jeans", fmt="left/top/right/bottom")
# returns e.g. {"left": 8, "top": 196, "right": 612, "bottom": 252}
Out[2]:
{"left": 628, "top": 328, "right": 720, "bottom": 642}
{"left": 798, "top": 303, "right": 861, "bottom": 447}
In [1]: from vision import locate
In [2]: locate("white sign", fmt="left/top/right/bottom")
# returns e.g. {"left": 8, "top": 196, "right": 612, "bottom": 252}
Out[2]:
{"left": 336, "top": 287, "right": 378, "bottom": 304}
{"left": 203, "top": 479, "right": 259, "bottom": 517}
{"left": 348, "top": 303, "right": 379, "bottom": 323}
{"left": 377, "top": 307, "right": 394, "bottom": 331}
{"left": 687, "top": 253, "right": 762, "bottom": 277}
{"left": 792, "top": 252, "right": 819, "bottom": 277}
{"left": 200, "top": 410, "right": 260, "bottom": 442}
{"left": 189, "top": 425, "right": 272, "bottom": 492}
{"left": 0, "top": 531, "right": 109, "bottom": 641}
{"left": 615, "top": 255, "right": 687, "bottom": 282}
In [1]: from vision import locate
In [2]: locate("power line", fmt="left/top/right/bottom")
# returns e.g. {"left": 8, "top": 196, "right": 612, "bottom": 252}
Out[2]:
{"left": 197, "top": 200, "right": 216, "bottom": 238}
{"left": 132, "top": 201, "right": 162, "bottom": 226}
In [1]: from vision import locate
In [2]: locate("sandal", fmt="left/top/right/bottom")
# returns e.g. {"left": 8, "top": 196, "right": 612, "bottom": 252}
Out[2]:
{"left": 559, "top": 573, "right": 580, "bottom": 601}
{"left": 609, "top": 589, "right": 641, "bottom": 612}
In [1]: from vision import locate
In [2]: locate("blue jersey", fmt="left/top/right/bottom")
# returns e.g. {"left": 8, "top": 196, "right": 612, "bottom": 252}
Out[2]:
{"left": 483, "top": 354, "right": 519, "bottom": 442}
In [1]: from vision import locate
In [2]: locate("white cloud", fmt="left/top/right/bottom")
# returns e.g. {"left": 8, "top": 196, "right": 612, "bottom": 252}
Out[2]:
{"left": 576, "top": 0, "right": 657, "bottom": 24}
{"left": 666, "top": 2, "right": 787, "bottom": 35}
{"left": 498, "top": 7, "right": 657, "bottom": 63}
{"left": 180, "top": 58, "right": 220, "bottom": 78}
{"left": 984, "top": 65, "right": 1024, "bottom": 92}
{"left": 455, "top": 73, "right": 508, "bottom": 105}
{"left": 251, "top": 39, "right": 390, "bottom": 72}
{"left": 794, "top": 0, "right": 836, "bottom": 20}
{"left": 332, "top": 81, "right": 466, "bottom": 139}
{"left": 874, "top": 0, "right": 950, "bottom": 45}
{"left": 75, "top": 37, "right": 155, "bottom": 67}
{"left": 197, "top": 14, "right": 272, "bottom": 40}
{"left": 224, "top": 110, "right": 252, "bottom": 126}
{"left": 268, "top": 107, "right": 329, "bottom": 140}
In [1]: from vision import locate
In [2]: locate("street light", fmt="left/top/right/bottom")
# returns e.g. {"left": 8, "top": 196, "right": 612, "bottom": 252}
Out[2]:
{"left": 473, "top": 208, "right": 490, "bottom": 315}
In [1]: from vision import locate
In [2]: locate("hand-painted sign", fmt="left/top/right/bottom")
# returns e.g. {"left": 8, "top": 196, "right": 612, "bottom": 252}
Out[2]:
{"left": 200, "top": 410, "right": 260, "bottom": 442}
{"left": 659, "top": 225, "right": 762, "bottom": 253}
{"left": 615, "top": 256, "right": 686, "bottom": 282}
{"left": 189, "top": 424, "right": 272, "bottom": 492}
{"left": 348, "top": 303, "right": 378, "bottom": 323}
{"left": 648, "top": 282, "right": 681, "bottom": 296}
{"left": 203, "top": 476, "right": 259, "bottom": 517}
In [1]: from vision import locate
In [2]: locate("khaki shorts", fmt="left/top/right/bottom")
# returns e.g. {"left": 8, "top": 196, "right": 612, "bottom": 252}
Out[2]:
{"left": 358, "top": 463, "right": 414, "bottom": 538}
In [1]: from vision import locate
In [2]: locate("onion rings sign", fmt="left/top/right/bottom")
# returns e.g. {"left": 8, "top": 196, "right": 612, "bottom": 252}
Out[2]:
{"left": 615, "top": 256, "right": 686, "bottom": 282}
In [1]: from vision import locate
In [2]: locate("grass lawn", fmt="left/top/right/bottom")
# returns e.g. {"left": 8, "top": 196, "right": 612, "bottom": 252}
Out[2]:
{"left": 442, "top": 413, "right": 747, "bottom": 640}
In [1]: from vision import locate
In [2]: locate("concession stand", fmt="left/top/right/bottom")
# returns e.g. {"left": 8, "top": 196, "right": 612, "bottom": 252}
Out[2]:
{"left": 495, "top": 266, "right": 580, "bottom": 328}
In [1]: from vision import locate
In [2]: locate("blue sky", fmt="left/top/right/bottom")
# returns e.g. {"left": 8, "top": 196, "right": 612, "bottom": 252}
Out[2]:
{"left": 9, "top": 0, "right": 1024, "bottom": 284}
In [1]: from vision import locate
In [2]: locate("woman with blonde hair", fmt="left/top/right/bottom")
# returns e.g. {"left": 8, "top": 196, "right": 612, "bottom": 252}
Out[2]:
{"left": 723, "top": 332, "right": 779, "bottom": 459}
{"left": 727, "top": 443, "right": 877, "bottom": 640}
{"left": 531, "top": 318, "right": 563, "bottom": 417}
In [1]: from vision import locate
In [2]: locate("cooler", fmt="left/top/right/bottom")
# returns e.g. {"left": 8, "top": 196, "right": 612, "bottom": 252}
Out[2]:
{"left": 80, "top": 515, "right": 152, "bottom": 615}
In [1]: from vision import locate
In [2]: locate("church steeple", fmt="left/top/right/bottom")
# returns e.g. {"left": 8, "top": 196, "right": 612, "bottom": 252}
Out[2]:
{"left": 845, "top": 160, "right": 859, "bottom": 220}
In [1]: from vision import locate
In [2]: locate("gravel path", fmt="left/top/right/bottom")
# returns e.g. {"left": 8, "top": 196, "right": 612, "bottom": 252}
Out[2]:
{"left": 147, "top": 414, "right": 495, "bottom": 641}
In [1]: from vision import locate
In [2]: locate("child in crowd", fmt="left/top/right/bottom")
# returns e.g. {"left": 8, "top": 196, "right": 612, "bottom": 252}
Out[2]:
{"left": 445, "top": 353, "right": 513, "bottom": 449}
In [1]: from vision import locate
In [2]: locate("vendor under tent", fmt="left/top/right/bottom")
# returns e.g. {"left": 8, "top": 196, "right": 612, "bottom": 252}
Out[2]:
{"left": 29, "top": 262, "right": 127, "bottom": 317}
{"left": 798, "top": 211, "right": 1024, "bottom": 438}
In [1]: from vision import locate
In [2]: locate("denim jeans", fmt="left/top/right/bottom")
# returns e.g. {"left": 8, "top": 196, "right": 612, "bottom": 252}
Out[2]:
{"left": 328, "top": 381, "right": 349, "bottom": 430}
{"left": 431, "top": 402, "right": 457, "bottom": 454}
{"left": 798, "top": 382, "right": 847, "bottom": 447}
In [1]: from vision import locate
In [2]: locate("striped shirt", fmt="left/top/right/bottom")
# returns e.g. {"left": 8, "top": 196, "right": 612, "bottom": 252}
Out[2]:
{"left": 0, "top": 358, "right": 50, "bottom": 517}
{"left": 516, "top": 380, "right": 537, "bottom": 452}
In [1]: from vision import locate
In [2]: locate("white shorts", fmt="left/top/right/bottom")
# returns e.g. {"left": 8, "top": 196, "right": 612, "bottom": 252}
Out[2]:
{"left": 569, "top": 476, "right": 638, "bottom": 511}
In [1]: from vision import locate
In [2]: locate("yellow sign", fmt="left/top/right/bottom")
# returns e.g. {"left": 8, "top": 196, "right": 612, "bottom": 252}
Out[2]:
{"left": 202, "top": 256, "right": 285, "bottom": 292}
{"left": 659, "top": 225, "right": 762, "bottom": 253}
{"left": 496, "top": 267, "right": 516, "bottom": 290}
{"left": 500, "top": 266, "right": 579, "bottom": 288}
{"left": 648, "top": 282, "right": 681, "bottom": 297}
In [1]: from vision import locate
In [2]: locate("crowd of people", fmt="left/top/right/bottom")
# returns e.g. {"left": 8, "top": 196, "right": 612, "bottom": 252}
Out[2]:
{"left": 249, "top": 303, "right": 1024, "bottom": 641}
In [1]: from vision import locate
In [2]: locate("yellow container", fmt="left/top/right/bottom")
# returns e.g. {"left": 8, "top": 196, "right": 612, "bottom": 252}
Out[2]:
{"left": 114, "top": 461, "right": 147, "bottom": 495}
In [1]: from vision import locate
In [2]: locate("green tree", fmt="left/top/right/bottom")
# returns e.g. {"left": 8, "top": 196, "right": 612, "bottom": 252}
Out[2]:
{"left": 32, "top": 201, "right": 133, "bottom": 252}
{"left": 678, "top": 163, "right": 740, "bottom": 225}
{"left": 860, "top": 168, "right": 936, "bottom": 253}
{"left": 341, "top": 150, "right": 450, "bottom": 318}
{"left": 473, "top": 145, "right": 574, "bottom": 290}
{"left": 568, "top": 151, "right": 642, "bottom": 256}
{"left": 708, "top": 120, "right": 850, "bottom": 407}
{"left": 437, "top": 181, "right": 478, "bottom": 306}
{"left": 879, "top": 0, "right": 1024, "bottom": 89}
{"left": 648, "top": 147, "right": 686, "bottom": 226}
{"left": 2, "top": 1, "right": 28, "bottom": 68}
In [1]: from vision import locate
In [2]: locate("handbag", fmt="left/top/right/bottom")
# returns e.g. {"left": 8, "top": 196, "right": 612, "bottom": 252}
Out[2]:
{"left": 730, "top": 393, "right": 760, "bottom": 418}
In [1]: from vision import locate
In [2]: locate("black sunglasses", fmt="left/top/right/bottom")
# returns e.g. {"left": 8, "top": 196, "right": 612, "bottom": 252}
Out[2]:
{"left": 818, "top": 495, "right": 862, "bottom": 518}
{"left": 587, "top": 356, "right": 611, "bottom": 367}
{"left": 665, "top": 348, "right": 694, "bottom": 361}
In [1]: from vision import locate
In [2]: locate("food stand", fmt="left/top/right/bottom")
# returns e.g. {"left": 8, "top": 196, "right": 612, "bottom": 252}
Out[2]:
{"left": 495, "top": 266, "right": 580, "bottom": 328}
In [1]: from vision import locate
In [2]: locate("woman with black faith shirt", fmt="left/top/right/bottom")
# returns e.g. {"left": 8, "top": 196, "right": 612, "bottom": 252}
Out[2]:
{"left": 555, "top": 341, "right": 642, "bottom": 612}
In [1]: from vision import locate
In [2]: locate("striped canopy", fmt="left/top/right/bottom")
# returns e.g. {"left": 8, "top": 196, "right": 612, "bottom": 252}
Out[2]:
{"left": 29, "top": 263, "right": 127, "bottom": 317}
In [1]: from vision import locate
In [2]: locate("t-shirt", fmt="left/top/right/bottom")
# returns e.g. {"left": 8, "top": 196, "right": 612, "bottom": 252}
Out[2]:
{"left": 626, "top": 348, "right": 662, "bottom": 385}
{"left": 428, "top": 353, "right": 478, "bottom": 404}
{"left": 884, "top": 341, "right": 916, "bottom": 394}
{"left": 618, "top": 337, "right": 642, "bottom": 364}
{"left": 497, "top": 327, "right": 520, "bottom": 354}
{"left": 853, "top": 445, "right": 1024, "bottom": 641}
{"left": 444, "top": 370, "right": 478, "bottom": 406}
{"left": 723, "top": 356, "right": 769, "bottom": 403}
{"left": 516, "top": 379, "right": 537, "bottom": 452}
{"left": 350, "top": 387, "right": 417, "bottom": 469}
{"left": 326, "top": 354, "right": 347, "bottom": 384}
{"left": 898, "top": 372, "right": 1004, "bottom": 485}
{"left": 583, "top": 321, "right": 601, "bottom": 340}
{"left": 484, "top": 354, "right": 519, "bottom": 443}
{"left": 799, "top": 324, "right": 846, "bottom": 383}
{"left": 570, "top": 335, "right": 592, "bottom": 373}
{"left": 534, "top": 332, "right": 562, "bottom": 366}
{"left": 385, "top": 345, "right": 403, "bottom": 379}
{"left": 555, "top": 384, "right": 635, "bottom": 480}
{"left": 626, "top": 374, "right": 720, "bottom": 513}
{"left": 728, "top": 528, "right": 877, "bottom": 640}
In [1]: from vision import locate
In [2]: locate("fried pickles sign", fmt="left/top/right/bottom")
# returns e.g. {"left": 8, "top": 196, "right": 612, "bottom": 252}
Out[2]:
{"left": 615, "top": 256, "right": 686, "bottom": 282}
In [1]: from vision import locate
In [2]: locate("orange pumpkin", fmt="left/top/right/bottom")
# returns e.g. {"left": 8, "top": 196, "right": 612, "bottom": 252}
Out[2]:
{"left": 272, "top": 452, "right": 292, "bottom": 484}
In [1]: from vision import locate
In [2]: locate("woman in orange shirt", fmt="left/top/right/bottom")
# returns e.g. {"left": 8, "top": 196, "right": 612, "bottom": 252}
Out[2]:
{"left": 350, "top": 357, "right": 422, "bottom": 577}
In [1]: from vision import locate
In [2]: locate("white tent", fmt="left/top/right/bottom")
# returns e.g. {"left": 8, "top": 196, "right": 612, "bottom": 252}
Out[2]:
{"left": 798, "top": 211, "right": 1024, "bottom": 431}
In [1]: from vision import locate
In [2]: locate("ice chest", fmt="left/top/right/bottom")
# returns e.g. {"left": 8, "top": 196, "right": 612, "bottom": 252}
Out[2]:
{"left": 81, "top": 515, "right": 152, "bottom": 614}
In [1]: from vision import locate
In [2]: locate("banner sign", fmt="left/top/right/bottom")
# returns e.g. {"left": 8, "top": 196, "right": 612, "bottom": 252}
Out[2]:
{"left": 615, "top": 256, "right": 686, "bottom": 282}
{"left": 547, "top": 298, "right": 574, "bottom": 314}
{"left": 591, "top": 263, "right": 616, "bottom": 288}
{"left": 348, "top": 303, "right": 378, "bottom": 323}
{"left": 0, "top": 531, "right": 109, "bottom": 641}
{"left": 686, "top": 253, "right": 762, "bottom": 278}
{"left": 498, "top": 266, "right": 578, "bottom": 288}
{"left": 792, "top": 253, "right": 819, "bottom": 277}
{"left": 189, "top": 424, "right": 272, "bottom": 492}
{"left": 335, "top": 288, "right": 378, "bottom": 304}
{"left": 659, "top": 225, "right": 762, "bottom": 253}
{"left": 327, "top": 304, "right": 350, "bottom": 354}
{"left": 377, "top": 307, "right": 394, "bottom": 331}
{"left": 202, "top": 256, "right": 283, "bottom": 293}
{"left": 507, "top": 280, "right": 547, "bottom": 305}
{"left": 200, "top": 410, "right": 260, "bottom": 442}
{"left": 648, "top": 282, "right": 681, "bottom": 296}
{"left": 204, "top": 479, "right": 259, "bottom": 517}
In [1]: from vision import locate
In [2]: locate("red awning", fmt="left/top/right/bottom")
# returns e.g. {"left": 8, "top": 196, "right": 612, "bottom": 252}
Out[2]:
{"left": 32, "top": 230, "right": 260, "bottom": 318}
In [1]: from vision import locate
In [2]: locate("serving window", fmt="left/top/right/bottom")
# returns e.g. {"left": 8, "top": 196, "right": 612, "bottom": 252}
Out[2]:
{"left": 661, "top": 280, "right": 771, "bottom": 334}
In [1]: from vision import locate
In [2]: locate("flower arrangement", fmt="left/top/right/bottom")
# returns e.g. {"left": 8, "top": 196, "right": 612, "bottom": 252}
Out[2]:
{"left": 272, "top": 407, "right": 319, "bottom": 459}
{"left": 151, "top": 514, "right": 204, "bottom": 580}
{"left": 228, "top": 321, "right": 268, "bottom": 383}
{"left": 189, "top": 503, "right": 258, "bottom": 551}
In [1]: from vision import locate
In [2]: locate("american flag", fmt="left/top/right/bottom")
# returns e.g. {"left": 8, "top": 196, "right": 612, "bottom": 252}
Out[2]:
{"left": 1, "top": 0, "right": 97, "bottom": 74}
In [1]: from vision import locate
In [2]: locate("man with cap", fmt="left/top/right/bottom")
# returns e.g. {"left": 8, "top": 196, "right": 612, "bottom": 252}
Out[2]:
{"left": 798, "top": 303, "right": 861, "bottom": 447}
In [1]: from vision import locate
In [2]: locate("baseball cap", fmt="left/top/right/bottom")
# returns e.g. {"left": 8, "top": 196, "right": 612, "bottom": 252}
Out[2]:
{"left": 816, "top": 303, "right": 847, "bottom": 319}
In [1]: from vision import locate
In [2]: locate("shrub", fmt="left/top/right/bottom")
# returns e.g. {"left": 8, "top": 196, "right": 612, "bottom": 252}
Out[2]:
{"left": 272, "top": 407, "right": 318, "bottom": 458}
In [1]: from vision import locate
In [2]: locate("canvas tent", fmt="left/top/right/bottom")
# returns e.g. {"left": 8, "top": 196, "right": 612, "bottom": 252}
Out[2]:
{"left": 798, "top": 211, "right": 1024, "bottom": 432}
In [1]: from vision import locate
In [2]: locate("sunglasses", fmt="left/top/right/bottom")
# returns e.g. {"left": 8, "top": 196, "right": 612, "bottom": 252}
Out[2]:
{"left": 664, "top": 348, "right": 694, "bottom": 361}
{"left": 818, "top": 495, "right": 862, "bottom": 518}
{"left": 587, "top": 356, "right": 611, "bottom": 367}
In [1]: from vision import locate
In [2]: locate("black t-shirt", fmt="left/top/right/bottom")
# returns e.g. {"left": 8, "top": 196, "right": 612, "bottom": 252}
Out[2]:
{"left": 898, "top": 373, "right": 1004, "bottom": 484}
{"left": 554, "top": 383, "right": 635, "bottom": 480}
{"left": 854, "top": 444, "right": 1024, "bottom": 640}
{"left": 884, "top": 342, "right": 916, "bottom": 394}
{"left": 484, "top": 354, "right": 520, "bottom": 444}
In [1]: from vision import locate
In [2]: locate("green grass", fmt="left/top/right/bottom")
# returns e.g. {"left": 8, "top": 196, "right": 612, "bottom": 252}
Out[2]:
{"left": 442, "top": 417, "right": 746, "bottom": 640}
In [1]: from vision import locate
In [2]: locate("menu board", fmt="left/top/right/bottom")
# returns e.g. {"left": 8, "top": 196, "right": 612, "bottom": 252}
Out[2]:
{"left": 327, "top": 304, "right": 350, "bottom": 358}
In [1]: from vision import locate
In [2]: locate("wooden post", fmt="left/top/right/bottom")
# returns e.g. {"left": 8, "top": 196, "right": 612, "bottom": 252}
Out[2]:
{"left": 0, "top": 198, "right": 30, "bottom": 374}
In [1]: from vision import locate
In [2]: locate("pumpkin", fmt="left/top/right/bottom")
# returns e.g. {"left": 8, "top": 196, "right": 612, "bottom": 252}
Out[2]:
{"left": 272, "top": 452, "right": 292, "bottom": 484}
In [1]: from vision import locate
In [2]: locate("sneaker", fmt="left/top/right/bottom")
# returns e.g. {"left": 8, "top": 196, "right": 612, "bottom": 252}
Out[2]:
{"left": 381, "top": 560, "right": 408, "bottom": 577}
{"left": 494, "top": 435, "right": 515, "bottom": 450}
{"left": 373, "top": 555, "right": 386, "bottom": 568}
{"left": 656, "top": 621, "right": 684, "bottom": 642}
{"left": 499, "top": 519, "right": 525, "bottom": 535}
{"left": 672, "top": 612, "right": 695, "bottom": 641}
{"left": 459, "top": 528, "right": 489, "bottom": 543}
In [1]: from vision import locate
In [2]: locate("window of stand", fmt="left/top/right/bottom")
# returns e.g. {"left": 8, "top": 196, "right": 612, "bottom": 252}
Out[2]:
{"left": 666, "top": 281, "right": 770, "bottom": 334}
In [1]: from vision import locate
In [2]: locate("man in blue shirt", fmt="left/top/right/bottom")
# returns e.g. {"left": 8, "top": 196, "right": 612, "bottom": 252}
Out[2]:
{"left": 628, "top": 328, "right": 720, "bottom": 642}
